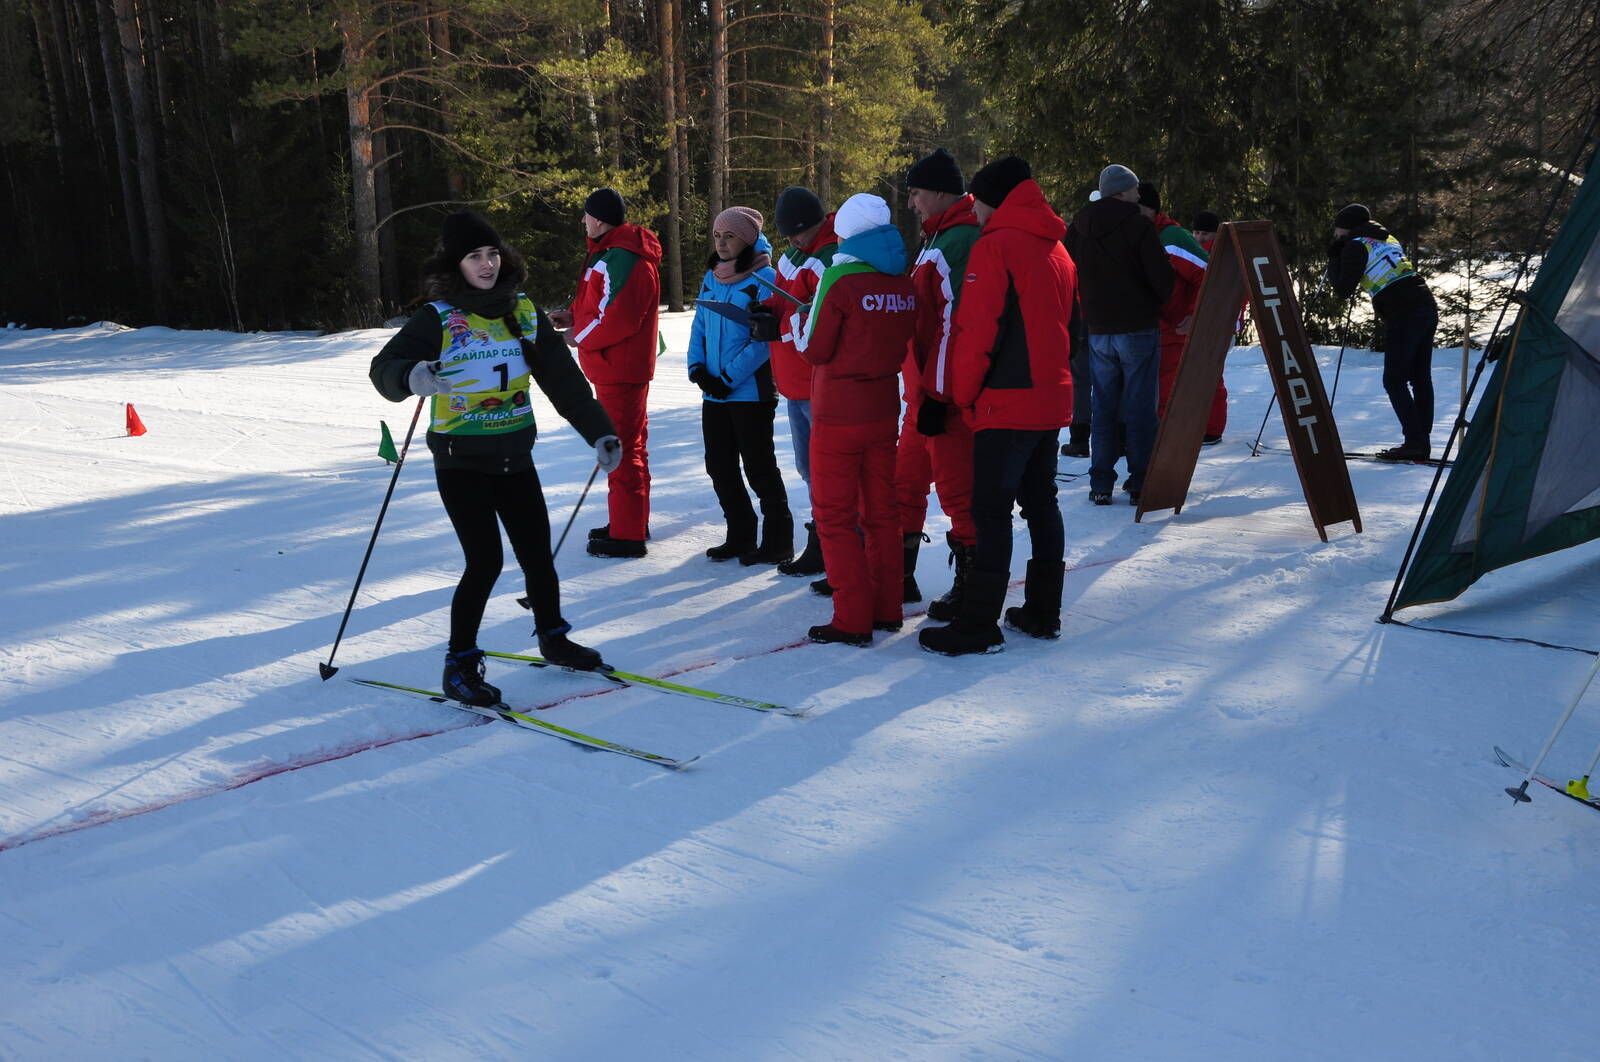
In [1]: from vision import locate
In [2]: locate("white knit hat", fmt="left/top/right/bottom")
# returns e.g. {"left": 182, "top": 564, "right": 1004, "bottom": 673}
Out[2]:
{"left": 833, "top": 193, "right": 891, "bottom": 240}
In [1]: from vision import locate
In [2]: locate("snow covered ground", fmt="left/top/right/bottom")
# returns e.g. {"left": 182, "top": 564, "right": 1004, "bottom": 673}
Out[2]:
{"left": 1, "top": 314, "right": 1596, "bottom": 1059}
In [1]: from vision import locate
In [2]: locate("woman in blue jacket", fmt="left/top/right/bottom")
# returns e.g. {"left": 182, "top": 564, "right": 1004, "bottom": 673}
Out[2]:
{"left": 689, "top": 206, "right": 794, "bottom": 564}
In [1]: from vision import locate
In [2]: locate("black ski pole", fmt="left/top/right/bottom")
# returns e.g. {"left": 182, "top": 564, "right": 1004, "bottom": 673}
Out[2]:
{"left": 1329, "top": 303, "right": 1354, "bottom": 407}
{"left": 319, "top": 396, "right": 424, "bottom": 680}
{"left": 1249, "top": 394, "right": 1274, "bottom": 457}
{"left": 551, "top": 462, "right": 601, "bottom": 561}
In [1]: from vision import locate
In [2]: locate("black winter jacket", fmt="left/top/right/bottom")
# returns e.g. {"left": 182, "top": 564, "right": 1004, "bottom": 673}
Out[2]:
{"left": 1064, "top": 198, "right": 1175, "bottom": 335}
{"left": 1327, "top": 221, "right": 1434, "bottom": 322}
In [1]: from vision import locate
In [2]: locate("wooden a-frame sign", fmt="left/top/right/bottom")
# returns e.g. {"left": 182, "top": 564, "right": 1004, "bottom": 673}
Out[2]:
{"left": 1135, "top": 221, "right": 1361, "bottom": 541}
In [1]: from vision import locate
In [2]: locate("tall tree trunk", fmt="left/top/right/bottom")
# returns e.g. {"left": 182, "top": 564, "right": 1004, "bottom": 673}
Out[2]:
{"left": 818, "top": 0, "right": 834, "bottom": 203}
{"left": 427, "top": 3, "right": 465, "bottom": 199}
{"left": 29, "top": 2, "right": 69, "bottom": 177}
{"left": 709, "top": 0, "right": 727, "bottom": 220}
{"left": 656, "top": 0, "right": 683, "bottom": 311}
{"left": 142, "top": 0, "right": 171, "bottom": 136}
{"left": 605, "top": 0, "right": 622, "bottom": 170}
{"left": 112, "top": 0, "right": 168, "bottom": 316}
{"left": 94, "top": 0, "right": 146, "bottom": 274}
{"left": 340, "top": 5, "right": 382, "bottom": 320}
{"left": 671, "top": 0, "right": 690, "bottom": 204}
{"left": 374, "top": 125, "right": 399, "bottom": 309}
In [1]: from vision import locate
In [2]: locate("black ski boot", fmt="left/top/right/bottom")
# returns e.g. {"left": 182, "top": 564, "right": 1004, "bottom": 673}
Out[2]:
{"left": 706, "top": 523, "right": 757, "bottom": 561}
{"left": 918, "top": 571, "right": 1008, "bottom": 656}
{"left": 903, "top": 532, "right": 927, "bottom": 602}
{"left": 740, "top": 514, "right": 794, "bottom": 566}
{"left": 924, "top": 532, "right": 974, "bottom": 623}
{"left": 442, "top": 648, "right": 502, "bottom": 707}
{"left": 778, "top": 521, "right": 826, "bottom": 577}
{"left": 1003, "top": 559, "right": 1064, "bottom": 640}
{"left": 537, "top": 623, "right": 605, "bottom": 671}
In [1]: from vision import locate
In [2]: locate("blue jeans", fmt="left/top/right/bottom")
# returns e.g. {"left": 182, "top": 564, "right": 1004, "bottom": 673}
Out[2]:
{"left": 786, "top": 398, "right": 813, "bottom": 485}
{"left": 1088, "top": 330, "right": 1159, "bottom": 494}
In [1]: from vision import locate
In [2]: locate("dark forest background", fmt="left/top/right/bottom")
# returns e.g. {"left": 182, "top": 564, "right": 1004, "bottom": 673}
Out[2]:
{"left": 2, "top": 0, "right": 1596, "bottom": 340}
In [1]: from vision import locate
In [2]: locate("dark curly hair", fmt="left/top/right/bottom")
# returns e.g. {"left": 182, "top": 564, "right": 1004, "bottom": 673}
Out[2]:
{"left": 421, "top": 241, "right": 528, "bottom": 300}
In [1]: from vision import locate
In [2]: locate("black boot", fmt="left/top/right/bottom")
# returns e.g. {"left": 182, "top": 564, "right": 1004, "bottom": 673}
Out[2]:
{"left": 903, "top": 532, "right": 927, "bottom": 602}
{"left": 537, "top": 623, "right": 604, "bottom": 671}
{"left": 1060, "top": 426, "right": 1089, "bottom": 458}
{"left": 588, "top": 524, "right": 611, "bottom": 541}
{"left": 1004, "top": 559, "right": 1064, "bottom": 639}
{"left": 807, "top": 623, "right": 871, "bottom": 647}
{"left": 706, "top": 523, "right": 757, "bottom": 561}
{"left": 925, "top": 532, "right": 974, "bottom": 623}
{"left": 587, "top": 535, "right": 646, "bottom": 559}
{"left": 810, "top": 577, "right": 834, "bottom": 597}
{"left": 442, "top": 648, "right": 502, "bottom": 707}
{"left": 778, "top": 521, "right": 825, "bottom": 576}
{"left": 740, "top": 513, "right": 794, "bottom": 565}
{"left": 918, "top": 570, "right": 1008, "bottom": 656}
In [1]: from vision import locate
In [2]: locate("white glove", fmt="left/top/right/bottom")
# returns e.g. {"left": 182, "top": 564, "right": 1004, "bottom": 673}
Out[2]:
{"left": 595, "top": 435, "right": 623, "bottom": 473}
{"left": 408, "top": 360, "right": 448, "bottom": 396}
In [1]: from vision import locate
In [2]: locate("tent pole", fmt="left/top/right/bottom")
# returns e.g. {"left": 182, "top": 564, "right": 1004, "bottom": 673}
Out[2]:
{"left": 1506, "top": 651, "right": 1600, "bottom": 804}
{"left": 1379, "top": 100, "right": 1600, "bottom": 622}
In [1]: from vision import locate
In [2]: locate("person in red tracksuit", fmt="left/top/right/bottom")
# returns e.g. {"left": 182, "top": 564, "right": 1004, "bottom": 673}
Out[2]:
{"left": 899, "top": 148, "right": 982, "bottom": 622}
{"left": 554, "top": 188, "right": 663, "bottom": 559}
{"left": 1135, "top": 182, "right": 1214, "bottom": 440}
{"left": 792, "top": 192, "right": 918, "bottom": 646}
{"left": 920, "top": 157, "right": 1076, "bottom": 657}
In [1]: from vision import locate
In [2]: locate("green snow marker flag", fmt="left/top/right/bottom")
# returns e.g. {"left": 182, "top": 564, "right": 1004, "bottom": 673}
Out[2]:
{"left": 1392, "top": 146, "right": 1600, "bottom": 611}
{"left": 378, "top": 420, "right": 398, "bottom": 464}
{"left": 658, "top": 331, "right": 666, "bottom": 354}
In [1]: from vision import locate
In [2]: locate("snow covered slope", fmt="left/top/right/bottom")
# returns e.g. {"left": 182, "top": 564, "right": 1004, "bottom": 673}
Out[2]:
{"left": 1, "top": 316, "right": 1596, "bottom": 1059}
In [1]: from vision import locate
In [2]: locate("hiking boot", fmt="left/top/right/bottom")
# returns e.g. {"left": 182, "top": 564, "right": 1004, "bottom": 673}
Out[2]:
{"left": 918, "top": 571, "right": 1008, "bottom": 657}
{"left": 537, "top": 624, "right": 604, "bottom": 671}
{"left": 442, "top": 648, "right": 502, "bottom": 707}
{"left": 740, "top": 514, "right": 794, "bottom": 566}
{"left": 808, "top": 623, "right": 871, "bottom": 647}
{"left": 903, "top": 531, "right": 928, "bottom": 602}
{"left": 706, "top": 526, "right": 757, "bottom": 561}
{"left": 778, "top": 522, "right": 826, "bottom": 576}
{"left": 587, "top": 535, "right": 646, "bottom": 559}
{"left": 810, "top": 577, "right": 834, "bottom": 597}
{"left": 1003, "top": 559, "right": 1064, "bottom": 640}
{"left": 925, "top": 532, "right": 975, "bottom": 623}
{"left": 588, "top": 524, "right": 610, "bottom": 541}
{"left": 1090, "top": 490, "right": 1112, "bottom": 506}
{"left": 1060, "top": 439, "right": 1090, "bottom": 458}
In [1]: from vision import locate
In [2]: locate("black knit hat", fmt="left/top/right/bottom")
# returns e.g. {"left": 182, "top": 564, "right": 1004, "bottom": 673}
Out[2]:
{"left": 584, "top": 187, "right": 626, "bottom": 227}
{"left": 968, "top": 156, "right": 1032, "bottom": 209}
{"left": 1334, "top": 203, "right": 1371, "bottom": 229}
{"left": 1192, "top": 210, "right": 1221, "bottom": 233}
{"left": 906, "top": 148, "right": 965, "bottom": 195}
{"left": 440, "top": 211, "right": 503, "bottom": 264}
{"left": 1137, "top": 180, "right": 1161, "bottom": 212}
{"left": 774, "top": 186, "right": 826, "bottom": 238}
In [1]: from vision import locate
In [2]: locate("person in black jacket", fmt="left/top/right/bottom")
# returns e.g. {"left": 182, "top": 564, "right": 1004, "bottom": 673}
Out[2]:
{"left": 370, "top": 211, "right": 620, "bottom": 706}
{"left": 1327, "top": 203, "right": 1439, "bottom": 461}
{"left": 1065, "top": 164, "right": 1175, "bottom": 505}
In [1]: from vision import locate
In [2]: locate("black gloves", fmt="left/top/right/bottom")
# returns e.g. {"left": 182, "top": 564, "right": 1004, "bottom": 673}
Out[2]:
{"left": 747, "top": 308, "right": 780, "bottom": 342}
{"left": 690, "top": 364, "right": 734, "bottom": 400}
{"left": 916, "top": 396, "right": 949, "bottom": 437}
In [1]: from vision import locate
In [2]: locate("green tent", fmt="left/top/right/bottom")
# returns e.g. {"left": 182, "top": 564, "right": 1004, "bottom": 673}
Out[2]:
{"left": 1391, "top": 148, "right": 1600, "bottom": 612}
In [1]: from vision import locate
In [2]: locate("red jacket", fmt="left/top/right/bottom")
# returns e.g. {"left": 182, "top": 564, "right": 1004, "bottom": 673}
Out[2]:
{"left": 572, "top": 223, "right": 663, "bottom": 385}
{"left": 949, "top": 180, "right": 1076, "bottom": 432}
{"left": 766, "top": 214, "right": 838, "bottom": 400}
{"left": 907, "top": 195, "right": 981, "bottom": 403}
{"left": 798, "top": 265, "right": 918, "bottom": 426}
{"left": 1152, "top": 211, "right": 1207, "bottom": 345}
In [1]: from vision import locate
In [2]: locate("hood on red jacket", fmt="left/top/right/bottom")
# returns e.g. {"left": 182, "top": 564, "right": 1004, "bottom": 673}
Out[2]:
{"left": 922, "top": 194, "right": 979, "bottom": 238}
{"left": 983, "top": 180, "right": 1066, "bottom": 243}
{"left": 588, "top": 223, "right": 662, "bottom": 263}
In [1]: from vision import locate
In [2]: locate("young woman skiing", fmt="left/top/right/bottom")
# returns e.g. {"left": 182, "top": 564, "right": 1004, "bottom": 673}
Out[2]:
{"left": 370, "top": 211, "right": 621, "bottom": 706}
{"left": 687, "top": 206, "right": 794, "bottom": 565}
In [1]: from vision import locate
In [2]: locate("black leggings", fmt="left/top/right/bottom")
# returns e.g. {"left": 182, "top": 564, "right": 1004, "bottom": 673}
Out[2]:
{"left": 435, "top": 466, "right": 562, "bottom": 653}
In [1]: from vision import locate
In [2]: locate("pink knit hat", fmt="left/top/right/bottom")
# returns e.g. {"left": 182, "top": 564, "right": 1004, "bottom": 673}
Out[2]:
{"left": 712, "top": 206, "right": 764, "bottom": 248}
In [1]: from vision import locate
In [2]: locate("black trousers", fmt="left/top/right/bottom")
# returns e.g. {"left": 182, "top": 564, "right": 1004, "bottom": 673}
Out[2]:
{"left": 701, "top": 399, "right": 790, "bottom": 537}
{"left": 1069, "top": 339, "right": 1092, "bottom": 444}
{"left": 435, "top": 465, "right": 561, "bottom": 653}
{"left": 971, "top": 428, "right": 1064, "bottom": 576}
{"left": 1382, "top": 299, "right": 1438, "bottom": 448}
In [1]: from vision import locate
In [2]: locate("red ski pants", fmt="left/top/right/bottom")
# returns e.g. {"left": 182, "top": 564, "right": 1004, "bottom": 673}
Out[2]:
{"left": 811, "top": 419, "right": 901, "bottom": 635}
{"left": 893, "top": 398, "right": 976, "bottom": 545}
{"left": 594, "top": 381, "right": 650, "bottom": 540}
{"left": 1157, "top": 336, "right": 1228, "bottom": 437}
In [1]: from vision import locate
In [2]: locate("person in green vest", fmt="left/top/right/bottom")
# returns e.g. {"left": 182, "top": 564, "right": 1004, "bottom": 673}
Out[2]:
{"left": 1328, "top": 203, "right": 1439, "bottom": 461}
{"left": 370, "top": 211, "right": 620, "bottom": 706}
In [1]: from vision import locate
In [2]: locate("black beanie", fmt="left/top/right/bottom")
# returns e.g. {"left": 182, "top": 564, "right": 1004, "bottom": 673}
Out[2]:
{"left": 774, "top": 186, "right": 826, "bottom": 237}
{"left": 1137, "top": 180, "right": 1161, "bottom": 212}
{"left": 1334, "top": 203, "right": 1371, "bottom": 229}
{"left": 584, "top": 187, "right": 626, "bottom": 227}
{"left": 1192, "top": 210, "right": 1221, "bottom": 233}
{"left": 968, "top": 156, "right": 1031, "bottom": 209}
{"left": 440, "top": 211, "right": 503, "bottom": 264}
{"left": 906, "top": 148, "right": 965, "bottom": 196}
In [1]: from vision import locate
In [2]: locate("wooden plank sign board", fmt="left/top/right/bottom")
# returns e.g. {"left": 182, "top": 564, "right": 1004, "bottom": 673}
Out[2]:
{"left": 1135, "top": 221, "right": 1361, "bottom": 541}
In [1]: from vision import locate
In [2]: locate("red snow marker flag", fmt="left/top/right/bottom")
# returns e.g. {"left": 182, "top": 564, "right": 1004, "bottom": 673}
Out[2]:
{"left": 125, "top": 403, "right": 148, "bottom": 437}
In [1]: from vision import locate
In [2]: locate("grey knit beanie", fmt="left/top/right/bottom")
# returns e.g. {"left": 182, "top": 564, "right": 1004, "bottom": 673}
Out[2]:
{"left": 1098, "top": 164, "right": 1140, "bottom": 198}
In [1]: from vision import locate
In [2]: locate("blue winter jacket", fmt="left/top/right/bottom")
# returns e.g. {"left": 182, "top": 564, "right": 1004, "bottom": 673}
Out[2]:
{"left": 833, "top": 224, "right": 907, "bottom": 275}
{"left": 688, "top": 234, "right": 779, "bottom": 403}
